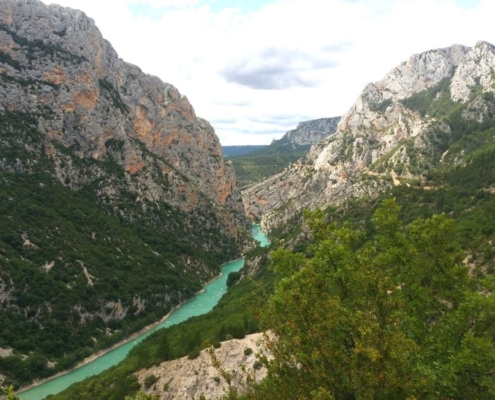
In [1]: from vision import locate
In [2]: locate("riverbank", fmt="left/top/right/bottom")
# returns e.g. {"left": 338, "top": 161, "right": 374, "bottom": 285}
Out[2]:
{"left": 16, "top": 302, "right": 178, "bottom": 395}
{"left": 16, "top": 258, "right": 247, "bottom": 400}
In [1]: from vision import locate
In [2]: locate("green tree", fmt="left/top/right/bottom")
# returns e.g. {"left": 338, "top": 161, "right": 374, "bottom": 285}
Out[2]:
{"left": 3, "top": 386, "right": 20, "bottom": 400}
{"left": 241, "top": 200, "right": 495, "bottom": 399}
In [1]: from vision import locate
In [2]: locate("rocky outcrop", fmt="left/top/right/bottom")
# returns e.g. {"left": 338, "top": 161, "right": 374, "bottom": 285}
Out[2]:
{"left": 135, "top": 333, "right": 269, "bottom": 400}
{"left": 451, "top": 41, "right": 495, "bottom": 102}
{"left": 243, "top": 42, "right": 495, "bottom": 231}
{"left": 0, "top": 0, "right": 248, "bottom": 239}
{"left": 275, "top": 117, "right": 340, "bottom": 147}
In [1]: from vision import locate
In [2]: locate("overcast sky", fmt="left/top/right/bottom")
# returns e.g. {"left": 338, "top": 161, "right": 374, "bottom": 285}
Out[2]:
{"left": 41, "top": 0, "right": 494, "bottom": 145}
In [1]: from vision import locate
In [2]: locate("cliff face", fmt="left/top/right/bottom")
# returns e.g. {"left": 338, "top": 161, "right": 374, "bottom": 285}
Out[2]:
{"left": 278, "top": 117, "right": 341, "bottom": 147}
{"left": 0, "top": 0, "right": 246, "bottom": 235}
{"left": 243, "top": 42, "right": 495, "bottom": 231}
{"left": 135, "top": 333, "right": 269, "bottom": 400}
{"left": 0, "top": 0, "right": 251, "bottom": 387}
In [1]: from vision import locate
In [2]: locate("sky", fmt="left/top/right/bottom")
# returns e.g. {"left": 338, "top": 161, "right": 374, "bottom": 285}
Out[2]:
{"left": 40, "top": 0, "right": 494, "bottom": 145}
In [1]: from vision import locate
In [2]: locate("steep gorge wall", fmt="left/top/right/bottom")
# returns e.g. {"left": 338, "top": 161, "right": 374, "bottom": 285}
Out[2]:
{"left": 0, "top": 0, "right": 251, "bottom": 240}
{"left": 243, "top": 42, "right": 495, "bottom": 231}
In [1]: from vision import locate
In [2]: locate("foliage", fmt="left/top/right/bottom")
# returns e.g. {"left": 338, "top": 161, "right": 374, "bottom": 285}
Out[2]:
{"left": 239, "top": 200, "right": 495, "bottom": 399}
{"left": 143, "top": 375, "right": 158, "bottom": 389}
{"left": 369, "top": 98, "right": 392, "bottom": 113}
{"left": 0, "top": 109, "right": 240, "bottom": 388}
{"left": 124, "top": 392, "right": 158, "bottom": 400}
{"left": 226, "top": 271, "right": 241, "bottom": 287}
{"left": 1, "top": 385, "right": 20, "bottom": 400}
{"left": 0, "top": 50, "right": 21, "bottom": 70}
{"left": 98, "top": 79, "right": 129, "bottom": 114}
{"left": 0, "top": 23, "right": 87, "bottom": 64}
{"left": 231, "top": 153, "right": 307, "bottom": 188}
{"left": 222, "top": 146, "right": 267, "bottom": 158}
{"left": 400, "top": 77, "right": 459, "bottom": 117}
{"left": 49, "top": 246, "right": 278, "bottom": 400}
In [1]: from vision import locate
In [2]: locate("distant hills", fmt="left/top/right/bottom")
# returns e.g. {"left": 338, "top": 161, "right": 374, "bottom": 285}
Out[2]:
{"left": 229, "top": 117, "right": 340, "bottom": 187}
{"left": 222, "top": 145, "right": 267, "bottom": 157}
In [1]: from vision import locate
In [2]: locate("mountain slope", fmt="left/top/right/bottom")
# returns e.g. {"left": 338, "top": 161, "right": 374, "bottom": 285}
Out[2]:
{"left": 0, "top": 0, "right": 251, "bottom": 388}
{"left": 222, "top": 145, "right": 267, "bottom": 157}
{"left": 231, "top": 117, "right": 340, "bottom": 187}
{"left": 243, "top": 42, "right": 495, "bottom": 230}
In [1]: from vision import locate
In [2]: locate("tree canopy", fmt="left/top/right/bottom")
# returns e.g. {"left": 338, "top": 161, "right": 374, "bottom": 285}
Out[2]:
{"left": 242, "top": 199, "right": 495, "bottom": 399}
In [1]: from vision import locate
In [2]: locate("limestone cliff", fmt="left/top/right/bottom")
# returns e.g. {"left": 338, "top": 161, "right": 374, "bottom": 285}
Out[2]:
{"left": 243, "top": 42, "right": 495, "bottom": 231}
{"left": 0, "top": 0, "right": 248, "bottom": 239}
{"left": 135, "top": 333, "right": 269, "bottom": 400}
{"left": 273, "top": 117, "right": 340, "bottom": 148}
{"left": 0, "top": 0, "right": 251, "bottom": 387}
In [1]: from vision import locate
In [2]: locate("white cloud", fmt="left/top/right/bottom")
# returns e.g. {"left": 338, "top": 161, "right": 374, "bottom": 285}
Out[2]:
{"left": 41, "top": 0, "right": 495, "bottom": 145}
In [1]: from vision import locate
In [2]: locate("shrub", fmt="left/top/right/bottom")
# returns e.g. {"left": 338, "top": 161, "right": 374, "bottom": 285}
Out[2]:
{"left": 244, "top": 348, "right": 253, "bottom": 356}
{"left": 187, "top": 349, "right": 201, "bottom": 360}
{"left": 143, "top": 374, "right": 158, "bottom": 389}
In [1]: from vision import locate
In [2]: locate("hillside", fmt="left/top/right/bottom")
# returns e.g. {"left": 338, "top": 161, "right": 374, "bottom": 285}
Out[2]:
{"left": 0, "top": 0, "right": 251, "bottom": 389}
{"left": 231, "top": 117, "right": 340, "bottom": 187}
{"left": 222, "top": 145, "right": 267, "bottom": 158}
{"left": 243, "top": 43, "right": 495, "bottom": 232}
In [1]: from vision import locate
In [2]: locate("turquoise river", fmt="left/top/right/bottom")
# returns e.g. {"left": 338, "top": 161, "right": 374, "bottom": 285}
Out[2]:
{"left": 18, "top": 225, "right": 269, "bottom": 400}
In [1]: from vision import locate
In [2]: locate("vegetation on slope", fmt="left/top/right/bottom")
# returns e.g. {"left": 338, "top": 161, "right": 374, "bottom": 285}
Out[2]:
{"left": 48, "top": 80, "right": 495, "bottom": 400}
{"left": 231, "top": 200, "right": 495, "bottom": 399}
{"left": 0, "top": 111, "right": 239, "bottom": 389}
{"left": 222, "top": 146, "right": 267, "bottom": 158}
{"left": 47, "top": 246, "right": 276, "bottom": 400}
{"left": 230, "top": 141, "right": 310, "bottom": 188}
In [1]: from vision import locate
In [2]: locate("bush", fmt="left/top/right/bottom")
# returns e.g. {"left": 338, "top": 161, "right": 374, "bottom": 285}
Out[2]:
{"left": 253, "top": 360, "right": 263, "bottom": 370}
{"left": 143, "top": 374, "right": 158, "bottom": 389}
{"left": 187, "top": 349, "right": 201, "bottom": 360}
{"left": 226, "top": 271, "right": 241, "bottom": 287}
{"left": 244, "top": 348, "right": 253, "bottom": 356}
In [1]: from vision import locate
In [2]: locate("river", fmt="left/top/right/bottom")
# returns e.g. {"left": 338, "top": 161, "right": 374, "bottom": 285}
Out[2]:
{"left": 17, "top": 225, "right": 269, "bottom": 400}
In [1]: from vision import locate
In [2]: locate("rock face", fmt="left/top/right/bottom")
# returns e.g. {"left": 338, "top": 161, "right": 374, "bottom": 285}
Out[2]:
{"left": 0, "top": 0, "right": 247, "bottom": 236}
{"left": 274, "top": 117, "right": 340, "bottom": 148}
{"left": 135, "top": 333, "right": 269, "bottom": 400}
{"left": 243, "top": 42, "right": 495, "bottom": 231}
{"left": 0, "top": 0, "right": 255, "bottom": 246}
{"left": 0, "top": 0, "right": 252, "bottom": 386}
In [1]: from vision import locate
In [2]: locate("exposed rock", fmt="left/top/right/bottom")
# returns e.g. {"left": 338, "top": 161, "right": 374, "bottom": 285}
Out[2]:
{"left": 0, "top": 347, "right": 13, "bottom": 358}
{"left": 243, "top": 42, "right": 495, "bottom": 232}
{"left": 135, "top": 333, "right": 270, "bottom": 400}
{"left": 0, "top": 0, "right": 248, "bottom": 242}
{"left": 275, "top": 117, "right": 340, "bottom": 147}
{"left": 0, "top": 0, "right": 253, "bottom": 385}
{"left": 451, "top": 41, "right": 495, "bottom": 102}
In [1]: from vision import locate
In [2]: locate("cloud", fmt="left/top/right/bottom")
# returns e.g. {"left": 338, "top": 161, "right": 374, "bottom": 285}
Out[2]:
{"left": 213, "top": 100, "right": 251, "bottom": 107}
{"left": 221, "top": 47, "right": 339, "bottom": 90}
{"left": 41, "top": 0, "right": 495, "bottom": 146}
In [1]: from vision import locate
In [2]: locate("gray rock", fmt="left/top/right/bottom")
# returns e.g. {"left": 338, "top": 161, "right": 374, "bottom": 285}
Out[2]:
{"left": 243, "top": 42, "right": 495, "bottom": 232}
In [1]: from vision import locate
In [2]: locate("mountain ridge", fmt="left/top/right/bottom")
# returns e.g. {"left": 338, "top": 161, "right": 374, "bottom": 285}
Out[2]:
{"left": 230, "top": 117, "right": 340, "bottom": 188}
{"left": 0, "top": 0, "right": 252, "bottom": 388}
{"left": 243, "top": 42, "right": 495, "bottom": 231}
